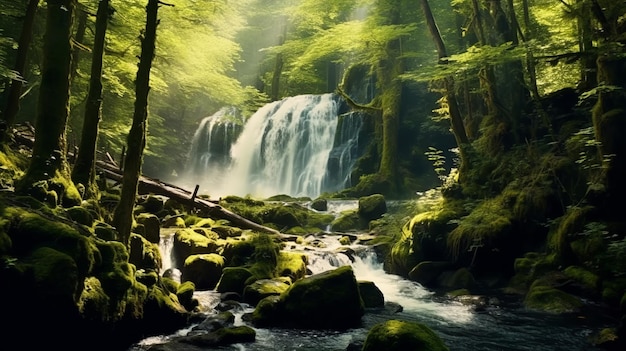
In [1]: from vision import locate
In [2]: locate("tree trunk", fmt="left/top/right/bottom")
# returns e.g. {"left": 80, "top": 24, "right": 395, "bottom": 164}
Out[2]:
{"left": 18, "top": 0, "right": 80, "bottom": 207}
{"left": 72, "top": 0, "right": 111, "bottom": 199}
{"left": 112, "top": 0, "right": 160, "bottom": 246}
{"left": 419, "top": 0, "right": 470, "bottom": 177}
{"left": 592, "top": 54, "right": 626, "bottom": 218}
{"left": 373, "top": 0, "right": 403, "bottom": 194}
{"left": 270, "top": 28, "right": 286, "bottom": 102}
{"left": 0, "top": 0, "right": 40, "bottom": 143}
{"left": 70, "top": 6, "right": 87, "bottom": 83}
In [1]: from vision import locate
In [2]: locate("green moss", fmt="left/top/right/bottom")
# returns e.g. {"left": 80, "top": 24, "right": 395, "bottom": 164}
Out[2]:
{"left": 524, "top": 281, "right": 583, "bottom": 313}
{"left": 78, "top": 277, "right": 112, "bottom": 321}
{"left": 362, "top": 319, "right": 449, "bottom": 351}
{"left": 276, "top": 251, "right": 307, "bottom": 280}
{"left": 548, "top": 206, "right": 591, "bottom": 264}
{"left": 447, "top": 197, "right": 512, "bottom": 259}
{"left": 7, "top": 208, "right": 99, "bottom": 277}
{"left": 280, "top": 265, "right": 364, "bottom": 329}
{"left": 563, "top": 266, "right": 600, "bottom": 291}
{"left": 24, "top": 246, "right": 80, "bottom": 299}
{"left": 216, "top": 266, "right": 253, "bottom": 294}
{"left": 330, "top": 209, "right": 366, "bottom": 232}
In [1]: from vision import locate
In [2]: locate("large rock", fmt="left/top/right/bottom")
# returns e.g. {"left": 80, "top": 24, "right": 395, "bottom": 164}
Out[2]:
{"left": 250, "top": 265, "right": 364, "bottom": 329}
{"left": 136, "top": 213, "right": 161, "bottom": 244}
{"left": 358, "top": 281, "right": 384, "bottom": 308}
{"left": 173, "top": 228, "right": 221, "bottom": 267}
{"left": 362, "top": 319, "right": 449, "bottom": 351}
{"left": 358, "top": 194, "right": 387, "bottom": 221}
{"left": 216, "top": 267, "right": 253, "bottom": 295}
{"left": 243, "top": 278, "right": 290, "bottom": 305}
{"left": 182, "top": 254, "right": 225, "bottom": 290}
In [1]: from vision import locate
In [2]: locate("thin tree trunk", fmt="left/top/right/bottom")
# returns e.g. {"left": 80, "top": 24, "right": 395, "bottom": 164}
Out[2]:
{"left": 70, "top": 6, "right": 87, "bottom": 83}
{"left": 112, "top": 0, "right": 162, "bottom": 246}
{"left": 419, "top": 0, "right": 470, "bottom": 177}
{"left": 72, "top": 0, "right": 111, "bottom": 199}
{"left": 1, "top": 0, "right": 40, "bottom": 143}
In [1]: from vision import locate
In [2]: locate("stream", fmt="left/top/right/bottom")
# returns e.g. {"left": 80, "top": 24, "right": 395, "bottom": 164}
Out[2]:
{"left": 128, "top": 201, "right": 612, "bottom": 351}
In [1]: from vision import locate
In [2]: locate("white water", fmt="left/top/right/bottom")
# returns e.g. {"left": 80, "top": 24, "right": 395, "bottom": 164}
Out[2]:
{"left": 183, "top": 94, "right": 363, "bottom": 199}
{"left": 131, "top": 202, "right": 609, "bottom": 351}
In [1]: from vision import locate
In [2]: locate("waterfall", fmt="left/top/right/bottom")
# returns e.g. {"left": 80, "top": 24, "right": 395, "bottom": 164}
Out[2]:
{"left": 183, "top": 93, "right": 364, "bottom": 199}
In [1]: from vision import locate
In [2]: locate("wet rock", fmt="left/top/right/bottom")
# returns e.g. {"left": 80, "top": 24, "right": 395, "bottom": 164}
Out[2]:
{"left": 362, "top": 319, "right": 449, "bottom": 351}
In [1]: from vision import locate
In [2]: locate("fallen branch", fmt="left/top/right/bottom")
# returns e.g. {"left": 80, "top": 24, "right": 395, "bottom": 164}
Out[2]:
{"left": 96, "top": 160, "right": 279, "bottom": 235}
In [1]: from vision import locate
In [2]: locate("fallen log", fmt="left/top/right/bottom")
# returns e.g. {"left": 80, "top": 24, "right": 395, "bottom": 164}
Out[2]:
{"left": 96, "top": 160, "right": 280, "bottom": 235}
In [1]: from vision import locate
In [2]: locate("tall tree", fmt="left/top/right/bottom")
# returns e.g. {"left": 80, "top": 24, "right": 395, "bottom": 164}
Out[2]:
{"left": 17, "top": 0, "right": 81, "bottom": 207}
{"left": 71, "top": 0, "right": 112, "bottom": 199}
{"left": 419, "top": 0, "right": 470, "bottom": 177}
{"left": 0, "top": 0, "right": 40, "bottom": 143}
{"left": 112, "top": 0, "right": 166, "bottom": 245}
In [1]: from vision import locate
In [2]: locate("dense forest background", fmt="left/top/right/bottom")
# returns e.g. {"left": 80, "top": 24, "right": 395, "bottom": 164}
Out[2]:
{"left": 2, "top": 0, "right": 618, "bottom": 191}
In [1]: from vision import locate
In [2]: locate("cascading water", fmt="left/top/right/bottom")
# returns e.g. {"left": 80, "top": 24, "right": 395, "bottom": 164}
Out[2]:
{"left": 133, "top": 223, "right": 609, "bottom": 351}
{"left": 183, "top": 93, "right": 364, "bottom": 199}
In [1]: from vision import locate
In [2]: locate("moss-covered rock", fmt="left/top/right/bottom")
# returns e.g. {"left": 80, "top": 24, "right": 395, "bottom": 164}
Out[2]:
{"left": 65, "top": 205, "right": 95, "bottom": 227}
{"left": 408, "top": 261, "right": 453, "bottom": 288}
{"left": 362, "top": 319, "right": 449, "bottom": 351}
{"left": 182, "top": 253, "right": 225, "bottom": 290}
{"left": 330, "top": 209, "right": 367, "bottom": 232}
{"left": 358, "top": 194, "right": 387, "bottom": 221}
{"left": 311, "top": 197, "right": 328, "bottom": 211}
{"left": 216, "top": 266, "right": 254, "bottom": 294}
{"left": 358, "top": 280, "right": 384, "bottom": 308}
{"left": 136, "top": 213, "right": 160, "bottom": 244}
{"left": 251, "top": 265, "right": 364, "bottom": 329}
{"left": 129, "top": 233, "right": 162, "bottom": 272}
{"left": 176, "top": 280, "right": 197, "bottom": 311}
{"left": 276, "top": 251, "right": 308, "bottom": 280}
{"left": 173, "top": 228, "right": 221, "bottom": 267}
{"left": 524, "top": 280, "right": 583, "bottom": 313}
{"left": 243, "top": 278, "right": 290, "bottom": 305}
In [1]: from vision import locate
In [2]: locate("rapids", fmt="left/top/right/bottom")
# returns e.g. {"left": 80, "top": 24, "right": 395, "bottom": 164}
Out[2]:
{"left": 128, "top": 201, "right": 610, "bottom": 351}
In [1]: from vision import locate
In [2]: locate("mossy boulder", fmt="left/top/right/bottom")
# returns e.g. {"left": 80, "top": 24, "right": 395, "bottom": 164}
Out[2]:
{"left": 243, "top": 278, "right": 290, "bottom": 305}
{"left": 362, "top": 319, "right": 449, "bottom": 351}
{"left": 139, "top": 194, "right": 165, "bottom": 214}
{"left": 524, "top": 280, "right": 583, "bottom": 313}
{"left": 437, "top": 267, "right": 477, "bottom": 291}
{"left": 94, "top": 221, "right": 118, "bottom": 241}
{"left": 358, "top": 280, "right": 384, "bottom": 308}
{"left": 136, "top": 213, "right": 160, "bottom": 244}
{"left": 129, "top": 233, "right": 161, "bottom": 272}
{"left": 330, "top": 209, "right": 367, "bottom": 232}
{"left": 173, "top": 228, "right": 221, "bottom": 267}
{"left": 276, "top": 251, "right": 308, "bottom": 280}
{"left": 408, "top": 261, "right": 453, "bottom": 288}
{"left": 176, "top": 280, "right": 198, "bottom": 311}
{"left": 358, "top": 194, "right": 387, "bottom": 221}
{"left": 250, "top": 265, "right": 364, "bottom": 329}
{"left": 65, "top": 205, "right": 94, "bottom": 227}
{"left": 216, "top": 267, "right": 254, "bottom": 294}
{"left": 311, "top": 198, "right": 328, "bottom": 211}
{"left": 182, "top": 254, "right": 225, "bottom": 290}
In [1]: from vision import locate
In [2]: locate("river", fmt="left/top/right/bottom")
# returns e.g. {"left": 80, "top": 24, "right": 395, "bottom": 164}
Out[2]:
{"left": 128, "top": 201, "right": 612, "bottom": 351}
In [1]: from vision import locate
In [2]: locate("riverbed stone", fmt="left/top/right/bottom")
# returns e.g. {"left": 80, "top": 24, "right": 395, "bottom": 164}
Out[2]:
{"left": 311, "top": 198, "right": 328, "bottom": 211}
{"left": 358, "top": 280, "right": 384, "bottom": 308}
{"left": 358, "top": 194, "right": 387, "bottom": 221}
{"left": 250, "top": 265, "right": 364, "bottom": 329}
{"left": 243, "top": 278, "right": 290, "bottom": 305}
{"left": 136, "top": 213, "right": 160, "bottom": 244}
{"left": 362, "top": 319, "right": 449, "bottom": 351}
{"left": 182, "top": 253, "right": 225, "bottom": 290}
{"left": 216, "top": 266, "right": 253, "bottom": 295}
